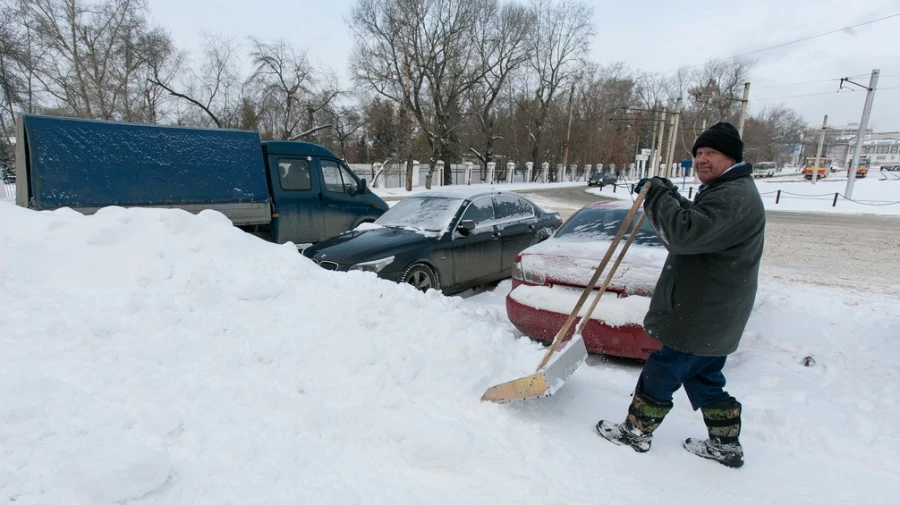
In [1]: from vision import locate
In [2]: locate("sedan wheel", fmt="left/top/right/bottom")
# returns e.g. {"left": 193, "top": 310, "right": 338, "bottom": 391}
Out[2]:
{"left": 401, "top": 263, "right": 439, "bottom": 292}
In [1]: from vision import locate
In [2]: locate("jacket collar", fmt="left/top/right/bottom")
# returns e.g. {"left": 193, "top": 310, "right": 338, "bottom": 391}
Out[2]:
{"left": 698, "top": 162, "right": 752, "bottom": 193}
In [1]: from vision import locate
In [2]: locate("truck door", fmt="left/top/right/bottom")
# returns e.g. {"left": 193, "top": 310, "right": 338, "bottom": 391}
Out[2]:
{"left": 319, "top": 158, "right": 372, "bottom": 237}
{"left": 270, "top": 157, "right": 325, "bottom": 245}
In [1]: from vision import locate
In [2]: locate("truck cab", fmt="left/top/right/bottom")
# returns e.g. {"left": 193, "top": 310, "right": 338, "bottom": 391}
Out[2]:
{"left": 261, "top": 141, "right": 388, "bottom": 246}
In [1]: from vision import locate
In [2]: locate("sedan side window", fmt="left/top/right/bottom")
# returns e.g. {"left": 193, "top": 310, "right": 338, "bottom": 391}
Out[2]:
{"left": 322, "top": 159, "right": 360, "bottom": 194}
{"left": 493, "top": 195, "right": 534, "bottom": 222}
{"left": 460, "top": 197, "right": 495, "bottom": 228}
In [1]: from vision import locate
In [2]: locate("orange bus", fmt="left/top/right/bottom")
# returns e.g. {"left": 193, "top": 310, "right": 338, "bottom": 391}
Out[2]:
{"left": 851, "top": 156, "right": 869, "bottom": 178}
{"left": 803, "top": 157, "right": 830, "bottom": 179}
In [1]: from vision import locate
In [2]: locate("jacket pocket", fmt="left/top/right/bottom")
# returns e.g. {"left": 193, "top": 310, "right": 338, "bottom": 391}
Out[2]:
{"left": 656, "top": 275, "right": 675, "bottom": 313}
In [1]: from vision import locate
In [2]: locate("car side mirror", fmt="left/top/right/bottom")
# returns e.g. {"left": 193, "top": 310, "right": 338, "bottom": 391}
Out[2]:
{"left": 357, "top": 178, "right": 367, "bottom": 195}
{"left": 457, "top": 219, "right": 476, "bottom": 235}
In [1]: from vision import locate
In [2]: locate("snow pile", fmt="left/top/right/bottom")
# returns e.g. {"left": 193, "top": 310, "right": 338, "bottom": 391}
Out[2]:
{"left": 1, "top": 201, "right": 898, "bottom": 505}
{"left": 0, "top": 202, "right": 545, "bottom": 504}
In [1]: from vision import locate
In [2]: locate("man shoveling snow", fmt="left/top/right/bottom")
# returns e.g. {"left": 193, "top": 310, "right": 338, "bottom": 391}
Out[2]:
{"left": 596, "top": 122, "right": 765, "bottom": 469}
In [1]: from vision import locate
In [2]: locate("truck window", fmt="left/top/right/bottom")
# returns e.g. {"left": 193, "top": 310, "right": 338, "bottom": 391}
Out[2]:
{"left": 321, "top": 159, "right": 359, "bottom": 194}
{"left": 278, "top": 159, "right": 312, "bottom": 191}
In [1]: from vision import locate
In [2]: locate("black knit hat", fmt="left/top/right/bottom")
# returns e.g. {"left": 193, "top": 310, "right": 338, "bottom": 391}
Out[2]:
{"left": 691, "top": 121, "right": 743, "bottom": 162}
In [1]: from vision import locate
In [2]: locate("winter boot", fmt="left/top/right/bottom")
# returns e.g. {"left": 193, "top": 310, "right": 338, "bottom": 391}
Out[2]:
{"left": 683, "top": 397, "right": 744, "bottom": 468}
{"left": 596, "top": 391, "right": 673, "bottom": 453}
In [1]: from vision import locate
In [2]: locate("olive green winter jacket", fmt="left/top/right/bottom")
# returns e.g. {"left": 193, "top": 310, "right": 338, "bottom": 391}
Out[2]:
{"left": 642, "top": 163, "right": 765, "bottom": 356}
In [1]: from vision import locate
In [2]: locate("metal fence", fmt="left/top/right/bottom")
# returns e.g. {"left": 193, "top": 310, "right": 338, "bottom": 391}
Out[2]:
{"left": 349, "top": 163, "right": 584, "bottom": 188}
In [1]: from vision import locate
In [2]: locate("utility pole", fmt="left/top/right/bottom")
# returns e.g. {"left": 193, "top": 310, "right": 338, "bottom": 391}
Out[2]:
{"left": 646, "top": 107, "right": 660, "bottom": 179}
{"left": 811, "top": 115, "right": 828, "bottom": 185}
{"left": 562, "top": 83, "right": 575, "bottom": 170}
{"left": 654, "top": 108, "right": 667, "bottom": 177}
{"left": 845, "top": 69, "right": 880, "bottom": 199}
{"left": 664, "top": 97, "right": 683, "bottom": 177}
{"left": 737, "top": 82, "right": 750, "bottom": 137}
{"left": 663, "top": 104, "right": 675, "bottom": 178}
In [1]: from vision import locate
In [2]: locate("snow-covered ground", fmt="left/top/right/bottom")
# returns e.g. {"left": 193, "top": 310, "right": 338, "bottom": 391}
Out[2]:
{"left": 1, "top": 175, "right": 898, "bottom": 504}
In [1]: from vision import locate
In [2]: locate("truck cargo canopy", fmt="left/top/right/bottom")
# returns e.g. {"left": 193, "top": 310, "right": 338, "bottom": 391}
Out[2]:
{"left": 21, "top": 115, "right": 270, "bottom": 209}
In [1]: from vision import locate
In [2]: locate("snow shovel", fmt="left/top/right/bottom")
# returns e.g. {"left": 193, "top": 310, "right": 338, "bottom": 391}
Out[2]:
{"left": 481, "top": 182, "right": 651, "bottom": 403}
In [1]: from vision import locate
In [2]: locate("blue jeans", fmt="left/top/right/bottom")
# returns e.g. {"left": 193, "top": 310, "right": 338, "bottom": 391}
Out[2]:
{"left": 636, "top": 345, "right": 731, "bottom": 410}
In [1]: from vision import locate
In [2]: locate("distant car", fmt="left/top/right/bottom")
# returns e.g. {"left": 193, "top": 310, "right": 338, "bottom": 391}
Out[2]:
{"left": 505, "top": 200, "right": 666, "bottom": 360}
{"left": 587, "top": 172, "right": 618, "bottom": 187}
{"left": 303, "top": 189, "right": 562, "bottom": 294}
{"left": 752, "top": 162, "right": 777, "bottom": 178}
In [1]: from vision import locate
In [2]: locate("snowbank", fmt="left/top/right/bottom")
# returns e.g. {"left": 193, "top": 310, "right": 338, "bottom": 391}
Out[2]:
{"left": 0, "top": 201, "right": 898, "bottom": 505}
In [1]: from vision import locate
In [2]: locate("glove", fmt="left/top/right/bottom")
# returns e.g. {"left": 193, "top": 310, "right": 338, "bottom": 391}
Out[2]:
{"left": 634, "top": 177, "right": 677, "bottom": 196}
{"left": 633, "top": 178, "right": 651, "bottom": 194}
{"left": 651, "top": 176, "right": 677, "bottom": 191}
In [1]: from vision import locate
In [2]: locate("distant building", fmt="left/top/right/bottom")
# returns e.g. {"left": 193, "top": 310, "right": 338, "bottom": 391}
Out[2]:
{"left": 799, "top": 124, "right": 900, "bottom": 167}
{"left": 861, "top": 136, "right": 900, "bottom": 165}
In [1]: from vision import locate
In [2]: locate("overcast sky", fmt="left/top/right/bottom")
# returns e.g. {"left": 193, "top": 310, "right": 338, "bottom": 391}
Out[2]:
{"left": 148, "top": 0, "right": 900, "bottom": 132}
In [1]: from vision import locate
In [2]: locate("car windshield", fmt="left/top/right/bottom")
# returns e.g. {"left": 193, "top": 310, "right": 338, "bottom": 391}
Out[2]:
{"left": 755, "top": 163, "right": 776, "bottom": 169}
{"left": 375, "top": 196, "right": 462, "bottom": 232}
{"left": 554, "top": 207, "right": 661, "bottom": 246}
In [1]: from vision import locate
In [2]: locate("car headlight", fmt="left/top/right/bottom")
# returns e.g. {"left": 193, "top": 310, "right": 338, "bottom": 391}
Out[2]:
{"left": 349, "top": 256, "right": 395, "bottom": 273}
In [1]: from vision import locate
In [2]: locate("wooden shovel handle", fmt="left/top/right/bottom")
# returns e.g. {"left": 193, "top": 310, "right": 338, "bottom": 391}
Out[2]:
{"left": 534, "top": 182, "right": 651, "bottom": 372}
{"left": 574, "top": 212, "right": 647, "bottom": 336}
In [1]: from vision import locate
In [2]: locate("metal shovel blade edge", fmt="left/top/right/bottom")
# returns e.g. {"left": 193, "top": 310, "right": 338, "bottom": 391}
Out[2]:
{"left": 480, "top": 334, "right": 588, "bottom": 403}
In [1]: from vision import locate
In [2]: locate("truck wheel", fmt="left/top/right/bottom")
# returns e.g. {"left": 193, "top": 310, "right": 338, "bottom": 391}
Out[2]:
{"left": 401, "top": 263, "right": 439, "bottom": 292}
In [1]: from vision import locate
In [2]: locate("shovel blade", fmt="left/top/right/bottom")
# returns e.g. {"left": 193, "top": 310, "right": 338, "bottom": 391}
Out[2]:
{"left": 481, "top": 335, "right": 588, "bottom": 403}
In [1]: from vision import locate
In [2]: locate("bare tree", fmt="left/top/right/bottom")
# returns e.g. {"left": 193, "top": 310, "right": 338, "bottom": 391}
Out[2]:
{"left": 350, "top": 0, "right": 496, "bottom": 187}
{"left": 742, "top": 104, "right": 806, "bottom": 164}
{"left": 149, "top": 32, "right": 242, "bottom": 128}
{"left": 247, "top": 37, "right": 339, "bottom": 141}
{"left": 0, "top": 2, "right": 26, "bottom": 168}
{"left": 519, "top": 0, "right": 594, "bottom": 168}
{"left": 571, "top": 63, "right": 638, "bottom": 170}
{"left": 466, "top": 2, "right": 532, "bottom": 173}
{"left": 686, "top": 57, "right": 756, "bottom": 124}
{"left": 23, "top": 0, "right": 170, "bottom": 121}
{"left": 329, "top": 104, "right": 365, "bottom": 159}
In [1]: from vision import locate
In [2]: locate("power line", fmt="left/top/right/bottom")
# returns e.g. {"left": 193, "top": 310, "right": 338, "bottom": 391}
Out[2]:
{"left": 754, "top": 73, "right": 898, "bottom": 90}
{"left": 730, "top": 13, "right": 900, "bottom": 60}
{"left": 753, "top": 87, "right": 900, "bottom": 102}
{"left": 665, "top": 13, "right": 900, "bottom": 74}
{"left": 753, "top": 90, "right": 855, "bottom": 102}
{"left": 753, "top": 76, "right": 860, "bottom": 90}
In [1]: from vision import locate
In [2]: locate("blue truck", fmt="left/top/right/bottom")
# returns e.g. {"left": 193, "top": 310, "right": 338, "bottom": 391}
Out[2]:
{"left": 14, "top": 114, "right": 388, "bottom": 247}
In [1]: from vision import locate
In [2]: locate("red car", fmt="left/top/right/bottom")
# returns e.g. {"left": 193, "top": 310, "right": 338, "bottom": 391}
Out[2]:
{"left": 505, "top": 201, "right": 666, "bottom": 360}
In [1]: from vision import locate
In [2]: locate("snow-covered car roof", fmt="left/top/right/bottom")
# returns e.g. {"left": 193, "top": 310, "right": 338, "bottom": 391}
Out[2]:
{"left": 407, "top": 187, "right": 517, "bottom": 201}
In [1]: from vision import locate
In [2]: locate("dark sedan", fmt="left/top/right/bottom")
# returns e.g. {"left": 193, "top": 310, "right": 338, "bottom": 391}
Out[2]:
{"left": 302, "top": 189, "right": 562, "bottom": 294}
{"left": 587, "top": 172, "right": 617, "bottom": 187}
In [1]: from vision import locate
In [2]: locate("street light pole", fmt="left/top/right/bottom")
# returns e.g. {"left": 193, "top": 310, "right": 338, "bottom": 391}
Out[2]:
{"left": 845, "top": 69, "right": 880, "bottom": 199}
{"left": 737, "top": 82, "right": 751, "bottom": 137}
{"left": 664, "top": 97, "right": 683, "bottom": 177}
{"left": 811, "top": 115, "right": 828, "bottom": 185}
